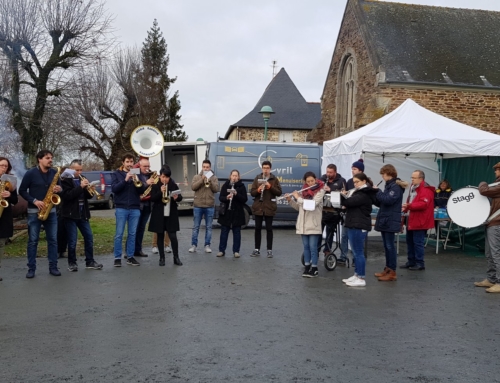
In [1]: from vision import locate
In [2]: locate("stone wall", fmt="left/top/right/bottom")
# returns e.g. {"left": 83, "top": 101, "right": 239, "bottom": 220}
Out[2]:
{"left": 228, "top": 128, "right": 311, "bottom": 142}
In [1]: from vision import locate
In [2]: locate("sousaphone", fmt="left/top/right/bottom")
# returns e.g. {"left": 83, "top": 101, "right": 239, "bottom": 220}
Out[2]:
{"left": 130, "top": 125, "right": 165, "bottom": 158}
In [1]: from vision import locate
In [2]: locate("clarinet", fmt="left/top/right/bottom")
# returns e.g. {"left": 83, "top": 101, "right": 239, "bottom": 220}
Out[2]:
{"left": 259, "top": 177, "right": 268, "bottom": 202}
{"left": 227, "top": 182, "right": 235, "bottom": 210}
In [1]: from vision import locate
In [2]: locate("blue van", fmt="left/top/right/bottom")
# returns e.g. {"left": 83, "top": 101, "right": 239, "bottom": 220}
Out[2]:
{"left": 208, "top": 141, "right": 323, "bottom": 226}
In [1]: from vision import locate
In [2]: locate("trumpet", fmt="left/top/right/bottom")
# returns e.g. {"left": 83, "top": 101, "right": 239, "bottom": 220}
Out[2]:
{"left": 259, "top": 177, "right": 268, "bottom": 202}
{"left": 80, "top": 175, "right": 104, "bottom": 200}
{"left": 162, "top": 182, "right": 170, "bottom": 204}
{"left": 276, "top": 184, "right": 321, "bottom": 201}
{"left": 133, "top": 174, "right": 142, "bottom": 188}
{"left": 204, "top": 173, "right": 211, "bottom": 188}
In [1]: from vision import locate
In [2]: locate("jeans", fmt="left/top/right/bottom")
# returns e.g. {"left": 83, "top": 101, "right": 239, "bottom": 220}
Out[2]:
{"left": 135, "top": 205, "right": 151, "bottom": 253}
{"left": 485, "top": 225, "right": 500, "bottom": 284}
{"left": 27, "top": 212, "right": 58, "bottom": 270}
{"left": 302, "top": 234, "right": 321, "bottom": 266}
{"left": 340, "top": 225, "right": 350, "bottom": 260}
{"left": 381, "top": 231, "right": 397, "bottom": 270}
{"left": 347, "top": 228, "right": 367, "bottom": 277}
{"left": 406, "top": 229, "right": 426, "bottom": 267}
{"left": 219, "top": 225, "right": 242, "bottom": 253}
{"left": 254, "top": 215, "right": 274, "bottom": 250}
{"left": 66, "top": 218, "right": 94, "bottom": 264}
{"left": 191, "top": 207, "right": 214, "bottom": 246}
{"left": 114, "top": 208, "right": 140, "bottom": 259}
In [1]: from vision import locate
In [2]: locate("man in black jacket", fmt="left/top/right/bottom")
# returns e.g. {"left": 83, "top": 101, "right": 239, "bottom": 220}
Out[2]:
{"left": 320, "top": 164, "right": 346, "bottom": 255}
{"left": 60, "top": 160, "right": 103, "bottom": 272}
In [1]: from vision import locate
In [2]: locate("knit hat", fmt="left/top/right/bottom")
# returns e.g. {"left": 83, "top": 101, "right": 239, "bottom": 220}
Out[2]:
{"left": 493, "top": 162, "right": 500, "bottom": 170}
{"left": 352, "top": 159, "right": 365, "bottom": 172}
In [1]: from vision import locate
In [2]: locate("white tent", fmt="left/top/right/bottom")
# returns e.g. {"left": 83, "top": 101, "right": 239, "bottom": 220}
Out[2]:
{"left": 322, "top": 99, "right": 500, "bottom": 188}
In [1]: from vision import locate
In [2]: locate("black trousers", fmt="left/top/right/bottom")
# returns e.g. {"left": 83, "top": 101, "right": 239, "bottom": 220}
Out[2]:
{"left": 254, "top": 215, "right": 273, "bottom": 250}
{"left": 156, "top": 231, "right": 178, "bottom": 258}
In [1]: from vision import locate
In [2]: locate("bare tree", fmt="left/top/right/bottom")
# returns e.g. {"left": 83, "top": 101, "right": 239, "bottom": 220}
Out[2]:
{"left": 0, "top": 0, "right": 113, "bottom": 165}
{"left": 68, "top": 48, "right": 142, "bottom": 170}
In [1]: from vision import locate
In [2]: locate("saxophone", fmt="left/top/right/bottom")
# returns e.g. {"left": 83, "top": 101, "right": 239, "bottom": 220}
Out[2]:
{"left": 38, "top": 167, "right": 62, "bottom": 221}
{"left": 140, "top": 171, "right": 159, "bottom": 199}
{"left": 0, "top": 180, "right": 11, "bottom": 218}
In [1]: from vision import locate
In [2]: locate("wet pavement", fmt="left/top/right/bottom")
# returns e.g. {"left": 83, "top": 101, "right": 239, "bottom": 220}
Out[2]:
{"left": 0, "top": 215, "right": 497, "bottom": 383}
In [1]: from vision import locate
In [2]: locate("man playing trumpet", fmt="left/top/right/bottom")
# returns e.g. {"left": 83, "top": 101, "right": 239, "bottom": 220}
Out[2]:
{"left": 60, "top": 160, "right": 103, "bottom": 272}
{"left": 111, "top": 153, "right": 147, "bottom": 267}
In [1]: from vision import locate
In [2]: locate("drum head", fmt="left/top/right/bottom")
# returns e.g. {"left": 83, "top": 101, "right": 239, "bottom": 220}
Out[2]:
{"left": 447, "top": 187, "right": 490, "bottom": 228}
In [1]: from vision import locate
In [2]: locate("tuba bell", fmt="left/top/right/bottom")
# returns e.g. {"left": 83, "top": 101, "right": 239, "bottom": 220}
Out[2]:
{"left": 130, "top": 125, "right": 165, "bottom": 159}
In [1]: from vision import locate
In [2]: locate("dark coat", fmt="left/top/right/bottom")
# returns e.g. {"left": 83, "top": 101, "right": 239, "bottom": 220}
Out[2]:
{"left": 434, "top": 188, "right": 452, "bottom": 208}
{"left": 250, "top": 173, "right": 282, "bottom": 216}
{"left": 341, "top": 185, "right": 377, "bottom": 231}
{"left": 148, "top": 180, "right": 183, "bottom": 233}
{"left": 0, "top": 186, "right": 18, "bottom": 239}
{"left": 320, "top": 172, "right": 346, "bottom": 222}
{"left": 111, "top": 168, "right": 147, "bottom": 209}
{"left": 218, "top": 180, "right": 248, "bottom": 227}
{"left": 375, "top": 178, "right": 408, "bottom": 233}
{"left": 60, "top": 177, "right": 93, "bottom": 220}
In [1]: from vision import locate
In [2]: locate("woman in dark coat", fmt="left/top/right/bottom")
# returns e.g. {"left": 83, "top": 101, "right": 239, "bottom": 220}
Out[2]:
{"left": 341, "top": 172, "right": 377, "bottom": 287}
{"left": 217, "top": 170, "right": 248, "bottom": 258}
{"left": 373, "top": 164, "right": 408, "bottom": 282}
{"left": 0, "top": 157, "right": 18, "bottom": 281}
{"left": 148, "top": 166, "right": 183, "bottom": 266}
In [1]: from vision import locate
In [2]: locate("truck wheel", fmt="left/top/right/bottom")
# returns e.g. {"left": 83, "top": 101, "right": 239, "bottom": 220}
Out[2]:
{"left": 107, "top": 196, "right": 114, "bottom": 210}
{"left": 242, "top": 207, "right": 251, "bottom": 229}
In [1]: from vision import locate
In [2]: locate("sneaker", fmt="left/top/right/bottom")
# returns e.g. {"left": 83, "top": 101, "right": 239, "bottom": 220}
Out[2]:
{"left": 189, "top": 245, "right": 197, "bottom": 253}
{"left": 68, "top": 263, "right": 78, "bottom": 272}
{"left": 234, "top": 252, "right": 240, "bottom": 258}
{"left": 86, "top": 261, "right": 103, "bottom": 270}
{"left": 346, "top": 276, "right": 366, "bottom": 287}
{"left": 217, "top": 251, "right": 225, "bottom": 257}
{"left": 267, "top": 250, "right": 273, "bottom": 258}
{"left": 114, "top": 259, "right": 122, "bottom": 267}
{"left": 205, "top": 245, "right": 212, "bottom": 253}
{"left": 26, "top": 269, "right": 35, "bottom": 279}
{"left": 302, "top": 265, "right": 311, "bottom": 277}
{"left": 251, "top": 249, "right": 260, "bottom": 257}
{"left": 307, "top": 267, "right": 319, "bottom": 278}
{"left": 49, "top": 268, "right": 61, "bottom": 276}
{"left": 127, "top": 257, "right": 140, "bottom": 266}
{"left": 342, "top": 275, "right": 357, "bottom": 283}
{"left": 165, "top": 246, "right": 172, "bottom": 253}
{"left": 151, "top": 246, "right": 159, "bottom": 254}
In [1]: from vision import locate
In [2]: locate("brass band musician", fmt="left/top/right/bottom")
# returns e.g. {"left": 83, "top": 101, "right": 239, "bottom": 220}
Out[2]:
{"left": 0, "top": 157, "right": 18, "bottom": 282}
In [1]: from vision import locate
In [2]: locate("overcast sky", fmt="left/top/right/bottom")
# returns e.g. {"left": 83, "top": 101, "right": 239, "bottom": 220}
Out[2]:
{"left": 104, "top": 0, "right": 500, "bottom": 142}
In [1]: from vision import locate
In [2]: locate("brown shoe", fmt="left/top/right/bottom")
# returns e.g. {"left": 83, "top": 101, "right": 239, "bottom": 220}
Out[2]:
{"left": 378, "top": 269, "right": 397, "bottom": 282}
{"left": 485, "top": 284, "right": 500, "bottom": 293}
{"left": 374, "top": 267, "right": 389, "bottom": 278}
{"left": 474, "top": 279, "right": 494, "bottom": 287}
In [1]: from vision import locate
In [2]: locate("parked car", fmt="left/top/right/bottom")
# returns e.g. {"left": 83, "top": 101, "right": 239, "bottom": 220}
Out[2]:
{"left": 80, "top": 171, "right": 115, "bottom": 209}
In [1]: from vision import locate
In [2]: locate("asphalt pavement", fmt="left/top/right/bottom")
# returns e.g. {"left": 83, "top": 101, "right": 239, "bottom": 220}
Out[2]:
{"left": 0, "top": 214, "right": 497, "bottom": 383}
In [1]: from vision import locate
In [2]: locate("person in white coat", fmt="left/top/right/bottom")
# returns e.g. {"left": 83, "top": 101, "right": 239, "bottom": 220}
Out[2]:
{"left": 287, "top": 172, "right": 325, "bottom": 278}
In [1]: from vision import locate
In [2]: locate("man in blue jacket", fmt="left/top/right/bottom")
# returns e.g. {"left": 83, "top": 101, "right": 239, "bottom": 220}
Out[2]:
{"left": 111, "top": 153, "right": 147, "bottom": 267}
{"left": 19, "top": 150, "right": 62, "bottom": 278}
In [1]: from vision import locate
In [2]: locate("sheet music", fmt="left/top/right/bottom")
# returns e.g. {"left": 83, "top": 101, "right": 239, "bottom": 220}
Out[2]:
{"left": 204, "top": 170, "right": 214, "bottom": 179}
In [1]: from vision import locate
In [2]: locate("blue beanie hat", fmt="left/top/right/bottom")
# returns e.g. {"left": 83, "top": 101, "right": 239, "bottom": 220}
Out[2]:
{"left": 352, "top": 159, "right": 365, "bottom": 172}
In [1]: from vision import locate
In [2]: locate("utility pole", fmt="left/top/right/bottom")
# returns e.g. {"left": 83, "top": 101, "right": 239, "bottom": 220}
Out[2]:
{"left": 271, "top": 60, "right": 278, "bottom": 78}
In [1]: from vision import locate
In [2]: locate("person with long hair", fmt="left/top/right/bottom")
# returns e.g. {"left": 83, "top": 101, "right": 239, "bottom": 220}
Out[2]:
{"left": 287, "top": 171, "right": 325, "bottom": 277}
{"left": 217, "top": 170, "right": 248, "bottom": 258}
{"left": 148, "top": 166, "right": 183, "bottom": 266}
{"left": 0, "top": 157, "right": 18, "bottom": 281}
{"left": 341, "top": 172, "right": 377, "bottom": 287}
{"left": 373, "top": 164, "right": 408, "bottom": 282}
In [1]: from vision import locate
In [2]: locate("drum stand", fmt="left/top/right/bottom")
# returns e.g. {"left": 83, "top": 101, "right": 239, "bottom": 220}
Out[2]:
{"left": 425, "top": 219, "right": 462, "bottom": 254}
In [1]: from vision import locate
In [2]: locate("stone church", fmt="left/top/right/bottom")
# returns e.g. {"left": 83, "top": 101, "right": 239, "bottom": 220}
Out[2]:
{"left": 309, "top": 0, "right": 500, "bottom": 143}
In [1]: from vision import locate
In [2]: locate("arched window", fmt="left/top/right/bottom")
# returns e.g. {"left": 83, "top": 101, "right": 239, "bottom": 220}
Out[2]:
{"left": 336, "top": 54, "right": 357, "bottom": 134}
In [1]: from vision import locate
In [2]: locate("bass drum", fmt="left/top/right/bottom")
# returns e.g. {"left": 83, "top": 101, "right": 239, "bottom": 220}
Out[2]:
{"left": 446, "top": 187, "right": 490, "bottom": 228}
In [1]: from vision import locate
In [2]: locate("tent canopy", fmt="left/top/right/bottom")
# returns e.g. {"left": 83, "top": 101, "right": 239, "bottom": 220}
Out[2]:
{"left": 323, "top": 99, "right": 500, "bottom": 160}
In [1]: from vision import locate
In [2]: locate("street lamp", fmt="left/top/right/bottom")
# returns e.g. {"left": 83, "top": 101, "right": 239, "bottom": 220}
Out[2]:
{"left": 259, "top": 106, "right": 275, "bottom": 141}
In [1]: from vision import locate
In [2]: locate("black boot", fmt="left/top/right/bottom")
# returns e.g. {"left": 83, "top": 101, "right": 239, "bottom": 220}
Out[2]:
{"left": 159, "top": 256, "right": 165, "bottom": 266}
{"left": 173, "top": 255, "right": 182, "bottom": 266}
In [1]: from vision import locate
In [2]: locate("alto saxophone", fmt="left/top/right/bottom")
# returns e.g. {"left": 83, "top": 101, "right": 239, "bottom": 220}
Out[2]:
{"left": 162, "top": 182, "right": 170, "bottom": 204}
{"left": 140, "top": 171, "right": 159, "bottom": 199}
{"left": 38, "top": 167, "right": 62, "bottom": 221}
{"left": 0, "top": 180, "right": 11, "bottom": 218}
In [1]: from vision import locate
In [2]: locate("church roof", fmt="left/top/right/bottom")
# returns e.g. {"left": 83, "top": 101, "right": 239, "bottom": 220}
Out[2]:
{"left": 224, "top": 68, "right": 321, "bottom": 139}
{"left": 354, "top": 0, "right": 500, "bottom": 88}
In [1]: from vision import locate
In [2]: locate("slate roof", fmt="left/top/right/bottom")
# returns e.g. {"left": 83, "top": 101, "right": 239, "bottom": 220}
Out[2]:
{"left": 354, "top": 0, "right": 500, "bottom": 88}
{"left": 225, "top": 68, "right": 321, "bottom": 139}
